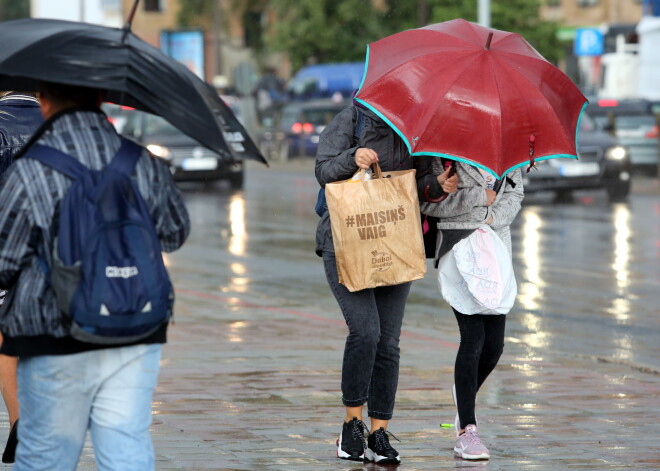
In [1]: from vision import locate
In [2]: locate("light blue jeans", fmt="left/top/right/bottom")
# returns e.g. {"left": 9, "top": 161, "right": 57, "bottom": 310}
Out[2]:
{"left": 15, "top": 344, "right": 162, "bottom": 471}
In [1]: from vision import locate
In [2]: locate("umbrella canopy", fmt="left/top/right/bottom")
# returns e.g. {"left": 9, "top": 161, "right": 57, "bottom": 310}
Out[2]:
{"left": 0, "top": 18, "right": 267, "bottom": 165}
{"left": 354, "top": 19, "right": 588, "bottom": 178}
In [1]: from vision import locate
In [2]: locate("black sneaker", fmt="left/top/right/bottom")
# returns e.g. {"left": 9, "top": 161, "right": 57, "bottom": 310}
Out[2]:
{"left": 366, "top": 427, "right": 401, "bottom": 464}
{"left": 336, "top": 417, "right": 368, "bottom": 461}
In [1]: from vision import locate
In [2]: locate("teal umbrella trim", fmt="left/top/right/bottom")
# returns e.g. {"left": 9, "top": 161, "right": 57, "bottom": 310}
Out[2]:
{"left": 356, "top": 45, "right": 370, "bottom": 94}
{"left": 575, "top": 100, "right": 589, "bottom": 151}
{"left": 355, "top": 46, "right": 590, "bottom": 179}
{"left": 353, "top": 98, "right": 590, "bottom": 179}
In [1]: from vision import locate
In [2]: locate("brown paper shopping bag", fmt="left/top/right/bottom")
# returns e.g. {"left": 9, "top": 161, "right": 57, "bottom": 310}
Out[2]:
{"left": 325, "top": 164, "right": 426, "bottom": 292}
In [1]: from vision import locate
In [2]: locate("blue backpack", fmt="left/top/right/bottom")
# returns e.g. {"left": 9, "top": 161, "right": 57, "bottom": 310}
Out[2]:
{"left": 26, "top": 139, "right": 174, "bottom": 345}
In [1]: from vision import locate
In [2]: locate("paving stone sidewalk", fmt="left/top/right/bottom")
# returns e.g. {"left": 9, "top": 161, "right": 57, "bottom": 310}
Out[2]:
{"left": 0, "top": 166, "right": 658, "bottom": 470}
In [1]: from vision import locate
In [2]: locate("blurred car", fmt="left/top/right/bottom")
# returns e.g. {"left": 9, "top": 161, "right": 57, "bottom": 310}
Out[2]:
{"left": 586, "top": 98, "right": 659, "bottom": 171}
{"left": 522, "top": 112, "right": 632, "bottom": 201}
{"left": 113, "top": 105, "right": 244, "bottom": 188}
{"left": 651, "top": 100, "right": 660, "bottom": 116}
{"left": 260, "top": 98, "right": 350, "bottom": 160}
{"left": 103, "top": 102, "right": 129, "bottom": 134}
{"left": 286, "top": 62, "right": 364, "bottom": 101}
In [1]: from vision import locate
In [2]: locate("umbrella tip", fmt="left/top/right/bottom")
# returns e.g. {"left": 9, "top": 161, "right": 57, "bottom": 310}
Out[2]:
{"left": 484, "top": 32, "right": 493, "bottom": 50}
{"left": 123, "top": 0, "right": 140, "bottom": 32}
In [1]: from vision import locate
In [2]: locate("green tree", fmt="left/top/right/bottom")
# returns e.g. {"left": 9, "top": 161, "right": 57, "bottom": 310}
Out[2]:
{"left": 428, "top": 0, "right": 563, "bottom": 64}
{"left": 177, "top": 0, "right": 214, "bottom": 27}
{"left": 266, "top": 0, "right": 389, "bottom": 71}
{"left": 0, "top": 0, "right": 30, "bottom": 21}
{"left": 267, "top": 0, "right": 563, "bottom": 72}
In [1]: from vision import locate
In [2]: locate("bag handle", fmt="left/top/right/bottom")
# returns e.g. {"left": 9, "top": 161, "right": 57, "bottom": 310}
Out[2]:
{"left": 359, "top": 161, "right": 383, "bottom": 181}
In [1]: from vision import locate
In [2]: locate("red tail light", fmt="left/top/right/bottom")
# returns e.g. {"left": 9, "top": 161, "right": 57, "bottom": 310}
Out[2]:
{"left": 291, "top": 122, "right": 303, "bottom": 134}
{"left": 645, "top": 125, "right": 659, "bottom": 138}
{"left": 302, "top": 122, "right": 314, "bottom": 133}
{"left": 598, "top": 99, "right": 619, "bottom": 107}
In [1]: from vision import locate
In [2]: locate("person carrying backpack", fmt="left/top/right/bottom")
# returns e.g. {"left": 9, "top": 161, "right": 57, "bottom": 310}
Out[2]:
{"left": 315, "top": 102, "right": 457, "bottom": 464}
{"left": 0, "top": 81, "right": 190, "bottom": 470}
{"left": 0, "top": 90, "right": 43, "bottom": 464}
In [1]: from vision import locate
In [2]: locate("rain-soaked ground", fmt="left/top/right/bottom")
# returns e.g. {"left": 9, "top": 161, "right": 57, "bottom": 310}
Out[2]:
{"left": 2, "top": 159, "right": 659, "bottom": 470}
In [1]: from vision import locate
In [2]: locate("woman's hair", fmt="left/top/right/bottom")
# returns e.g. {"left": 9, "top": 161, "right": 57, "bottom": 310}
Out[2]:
{"left": 0, "top": 91, "right": 13, "bottom": 99}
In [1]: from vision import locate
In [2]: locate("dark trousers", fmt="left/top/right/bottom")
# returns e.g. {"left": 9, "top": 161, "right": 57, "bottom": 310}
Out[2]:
{"left": 453, "top": 309, "right": 506, "bottom": 430}
{"left": 323, "top": 252, "right": 411, "bottom": 420}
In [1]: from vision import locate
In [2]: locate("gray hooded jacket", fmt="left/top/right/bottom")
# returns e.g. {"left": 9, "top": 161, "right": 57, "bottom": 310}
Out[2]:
{"left": 420, "top": 160, "right": 524, "bottom": 257}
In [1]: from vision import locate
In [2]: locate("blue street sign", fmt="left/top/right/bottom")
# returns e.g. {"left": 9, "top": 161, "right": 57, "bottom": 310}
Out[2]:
{"left": 643, "top": 0, "right": 660, "bottom": 16}
{"left": 574, "top": 28, "right": 604, "bottom": 56}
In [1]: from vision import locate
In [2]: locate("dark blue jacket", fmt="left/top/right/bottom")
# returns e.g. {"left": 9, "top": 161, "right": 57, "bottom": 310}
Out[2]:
{"left": 0, "top": 93, "right": 43, "bottom": 175}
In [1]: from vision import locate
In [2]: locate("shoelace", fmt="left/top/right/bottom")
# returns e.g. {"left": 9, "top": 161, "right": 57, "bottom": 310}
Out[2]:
{"left": 373, "top": 427, "right": 401, "bottom": 451}
{"left": 351, "top": 419, "right": 369, "bottom": 447}
{"left": 463, "top": 428, "right": 485, "bottom": 446}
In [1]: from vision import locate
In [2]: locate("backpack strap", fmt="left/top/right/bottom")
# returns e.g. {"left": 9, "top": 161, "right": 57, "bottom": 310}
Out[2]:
{"left": 108, "top": 138, "right": 144, "bottom": 175}
{"left": 24, "top": 145, "right": 88, "bottom": 180}
{"left": 24, "top": 138, "right": 143, "bottom": 178}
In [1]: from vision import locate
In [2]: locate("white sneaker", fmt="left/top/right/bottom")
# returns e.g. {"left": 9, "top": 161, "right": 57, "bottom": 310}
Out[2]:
{"left": 452, "top": 384, "right": 477, "bottom": 434}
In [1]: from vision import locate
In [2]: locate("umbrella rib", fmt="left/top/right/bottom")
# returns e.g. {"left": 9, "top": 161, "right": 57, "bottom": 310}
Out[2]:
{"left": 498, "top": 55, "right": 580, "bottom": 147}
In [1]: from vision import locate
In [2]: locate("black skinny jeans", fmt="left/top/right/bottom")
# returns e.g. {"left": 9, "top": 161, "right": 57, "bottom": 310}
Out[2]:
{"left": 453, "top": 308, "right": 506, "bottom": 430}
{"left": 323, "top": 252, "right": 411, "bottom": 420}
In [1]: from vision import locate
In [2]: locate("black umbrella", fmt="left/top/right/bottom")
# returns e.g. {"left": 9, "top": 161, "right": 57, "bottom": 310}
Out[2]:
{"left": 0, "top": 14, "right": 268, "bottom": 166}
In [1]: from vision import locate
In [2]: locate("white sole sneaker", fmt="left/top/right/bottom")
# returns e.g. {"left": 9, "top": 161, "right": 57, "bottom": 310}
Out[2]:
{"left": 454, "top": 446, "right": 490, "bottom": 460}
{"left": 336, "top": 432, "right": 364, "bottom": 461}
{"left": 366, "top": 447, "right": 400, "bottom": 464}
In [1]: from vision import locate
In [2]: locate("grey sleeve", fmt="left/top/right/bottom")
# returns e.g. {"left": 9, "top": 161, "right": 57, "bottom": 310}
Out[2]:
{"left": 487, "top": 169, "right": 524, "bottom": 230}
{"left": 420, "top": 162, "right": 487, "bottom": 219}
{"left": 315, "top": 107, "right": 360, "bottom": 186}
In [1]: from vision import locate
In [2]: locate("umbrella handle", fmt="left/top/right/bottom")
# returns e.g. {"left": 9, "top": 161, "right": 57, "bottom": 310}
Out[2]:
{"left": 423, "top": 185, "right": 448, "bottom": 203}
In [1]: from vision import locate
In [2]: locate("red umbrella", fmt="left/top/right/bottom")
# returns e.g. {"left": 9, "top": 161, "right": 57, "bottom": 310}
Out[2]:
{"left": 354, "top": 19, "right": 588, "bottom": 179}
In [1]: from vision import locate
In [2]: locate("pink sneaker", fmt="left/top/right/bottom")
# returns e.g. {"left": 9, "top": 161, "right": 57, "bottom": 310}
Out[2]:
{"left": 454, "top": 424, "right": 490, "bottom": 460}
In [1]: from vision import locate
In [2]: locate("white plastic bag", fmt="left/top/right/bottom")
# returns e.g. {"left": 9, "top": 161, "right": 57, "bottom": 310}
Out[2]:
{"left": 349, "top": 167, "right": 373, "bottom": 182}
{"left": 438, "top": 225, "right": 517, "bottom": 314}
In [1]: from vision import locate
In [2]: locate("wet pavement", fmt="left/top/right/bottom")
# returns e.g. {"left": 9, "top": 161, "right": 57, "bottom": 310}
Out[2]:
{"left": 1, "top": 160, "right": 659, "bottom": 470}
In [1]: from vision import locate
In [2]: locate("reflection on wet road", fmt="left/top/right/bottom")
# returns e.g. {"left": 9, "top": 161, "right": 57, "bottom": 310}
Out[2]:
{"left": 150, "top": 160, "right": 660, "bottom": 469}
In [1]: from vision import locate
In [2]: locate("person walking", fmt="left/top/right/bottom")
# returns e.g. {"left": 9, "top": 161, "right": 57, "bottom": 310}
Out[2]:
{"left": 315, "top": 103, "right": 457, "bottom": 464}
{"left": 0, "top": 81, "right": 190, "bottom": 470}
{"left": 420, "top": 160, "right": 524, "bottom": 460}
{"left": 0, "top": 90, "right": 44, "bottom": 464}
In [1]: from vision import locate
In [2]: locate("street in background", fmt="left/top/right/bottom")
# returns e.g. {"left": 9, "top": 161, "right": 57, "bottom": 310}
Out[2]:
{"left": 523, "top": 111, "right": 632, "bottom": 202}
{"left": 587, "top": 98, "right": 660, "bottom": 173}
{"left": 258, "top": 97, "right": 351, "bottom": 161}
